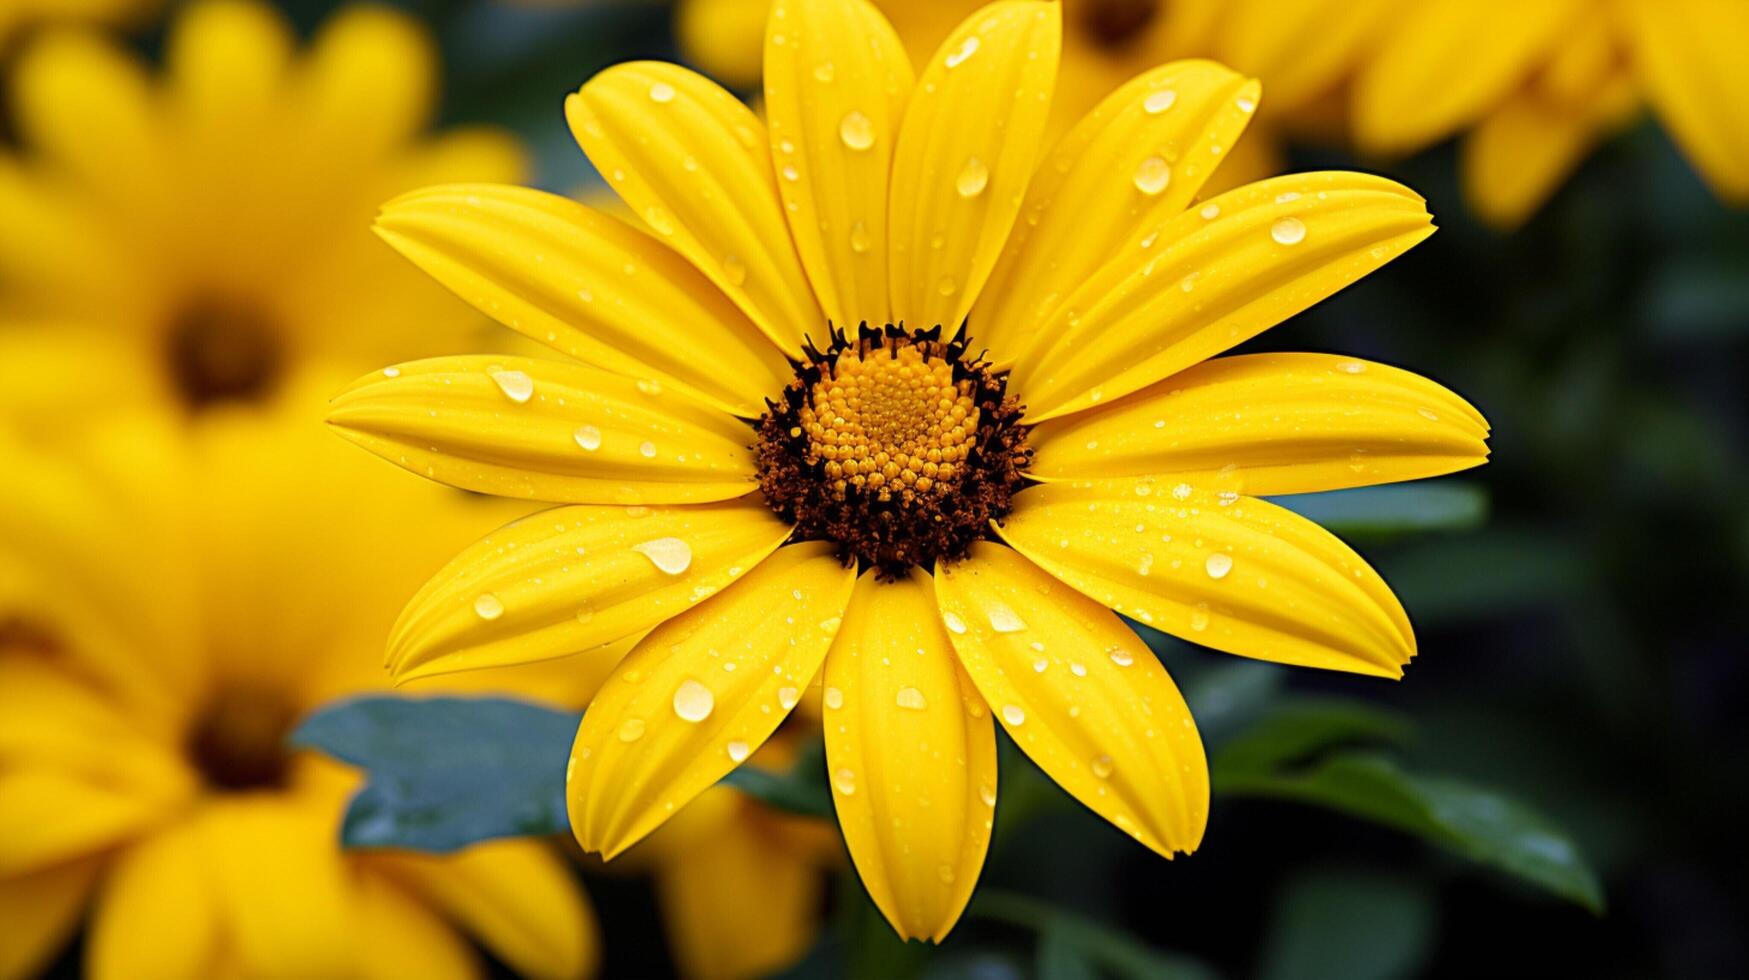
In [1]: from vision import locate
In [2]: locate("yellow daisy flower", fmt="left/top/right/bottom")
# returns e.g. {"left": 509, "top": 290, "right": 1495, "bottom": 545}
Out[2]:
{"left": 331, "top": 0, "right": 1489, "bottom": 940}
{"left": 1353, "top": 0, "right": 1749, "bottom": 227}
{"left": 0, "top": 402, "right": 601, "bottom": 979}
{"left": 0, "top": 0, "right": 523, "bottom": 414}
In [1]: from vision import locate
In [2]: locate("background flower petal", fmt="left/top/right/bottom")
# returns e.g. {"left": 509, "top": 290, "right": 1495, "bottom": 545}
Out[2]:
{"left": 88, "top": 820, "right": 222, "bottom": 980}
{"left": 1624, "top": 0, "right": 1749, "bottom": 202}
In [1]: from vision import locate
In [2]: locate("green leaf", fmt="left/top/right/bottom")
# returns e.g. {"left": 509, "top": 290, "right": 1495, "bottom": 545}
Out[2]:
{"left": 968, "top": 890, "right": 1218, "bottom": 980}
{"left": 1213, "top": 699, "right": 1411, "bottom": 776}
{"left": 1258, "top": 869, "right": 1436, "bottom": 980}
{"left": 1268, "top": 483, "right": 1488, "bottom": 539}
{"left": 1175, "top": 659, "right": 1283, "bottom": 747}
{"left": 291, "top": 696, "right": 579, "bottom": 853}
{"left": 719, "top": 736, "right": 834, "bottom": 819}
{"left": 1217, "top": 753, "right": 1604, "bottom": 912}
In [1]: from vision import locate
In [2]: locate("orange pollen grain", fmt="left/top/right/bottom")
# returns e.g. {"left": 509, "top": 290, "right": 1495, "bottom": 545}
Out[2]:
{"left": 798, "top": 345, "right": 979, "bottom": 504}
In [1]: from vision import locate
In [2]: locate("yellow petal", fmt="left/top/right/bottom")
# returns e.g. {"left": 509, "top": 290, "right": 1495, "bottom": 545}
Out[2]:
{"left": 822, "top": 568, "right": 996, "bottom": 941}
{"left": 566, "top": 61, "right": 823, "bottom": 355}
{"left": 1027, "top": 353, "right": 1490, "bottom": 494}
{"left": 1012, "top": 172, "right": 1434, "bottom": 423}
{"left": 1624, "top": 0, "right": 1749, "bottom": 202}
{"left": 11, "top": 29, "right": 165, "bottom": 214}
{"left": 89, "top": 820, "right": 221, "bottom": 980}
{"left": 1216, "top": 0, "right": 1396, "bottom": 113}
{"left": 888, "top": 1, "right": 1060, "bottom": 331}
{"left": 976, "top": 60, "right": 1260, "bottom": 365}
{"left": 387, "top": 499, "right": 791, "bottom": 682}
{"left": 1461, "top": 89, "right": 1613, "bottom": 229}
{"left": 354, "top": 872, "right": 477, "bottom": 980}
{"left": 202, "top": 796, "right": 353, "bottom": 979}
{"left": 934, "top": 543, "right": 1206, "bottom": 856}
{"left": 0, "top": 768, "right": 167, "bottom": 876}
{"left": 764, "top": 0, "right": 914, "bottom": 328}
{"left": 653, "top": 790, "right": 824, "bottom": 980}
{"left": 293, "top": 5, "right": 433, "bottom": 163}
{"left": 375, "top": 184, "right": 790, "bottom": 418}
{"left": 327, "top": 354, "right": 759, "bottom": 505}
{"left": 0, "top": 857, "right": 102, "bottom": 980}
{"left": 166, "top": 0, "right": 294, "bottom": 134}
{"left": 371, "top": 839, "right": 598, "bottom": 980}
{"left": 1352, "top": 0, "right": 1584, "bottom": 154}
{"left": 570, "top": 542, "right": 855, "bottom": 858}
{"left": 999, "top": 481, "right": 1415, "bottom": 677}
{"left": 677, "top": 0, "right": 769, "bottom": 90}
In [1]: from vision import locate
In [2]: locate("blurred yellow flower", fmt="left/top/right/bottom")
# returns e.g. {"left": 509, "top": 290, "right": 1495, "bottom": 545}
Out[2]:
{"left": 0, "top": 398, "right": 599, "bottom": 979}
{"left": 331, "top": 0, "right": 1488, "bottom": 940}
{"left": 0, "top": 0, "right": 160, "bottom": 49}
{"left": 0, "top": 0, "right": 523, "bottom": 416}
{"left": 1352, "top": 0, "right": 1749, "bottom": 227}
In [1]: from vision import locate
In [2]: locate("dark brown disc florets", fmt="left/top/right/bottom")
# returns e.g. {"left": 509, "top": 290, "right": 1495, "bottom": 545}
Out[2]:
{"left": 755, "top": 323, "right": 1031, "bottom": 577}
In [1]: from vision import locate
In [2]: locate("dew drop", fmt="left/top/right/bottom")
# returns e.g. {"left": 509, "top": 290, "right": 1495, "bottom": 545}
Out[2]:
{"left": 943, "top": 610, "right": 968, "bottom": 634}
{"left": 1144, "top": 89, "right": 1177, "bottom": 113}
{"left": 936, "top": 276, "right": 957, "bottom": 296}
{"left": 1270, "top": 216, "right": 1307, "bottom": 246}
{"left": 672, "top": 679, "right": 715, "bottom": 722}
{"left": 1418, "top": 407, "right": 1440, "bottom": 421}
{"left": 1235, "top": 96, "right": 1256, "bottom": 113}
{"left": 722, "top": 254, "right": 748, "bottom": 286}
{"left": 850, "top": 220, "right": 872, "bottom": 253}
{"left": 639, "top": 440, "right": 658, "bottom": 458}
{"left": 777, "top": 686, "right": 800, "bottom": 710}
{"left": 956, "top": 157, "right": 989, "bottom": 197}
{"left": 1190, "top": 603, "right": 1211, "bottom": 632}
{"left": 488, "top": 367, "right": 534, "bottom": 403}
{"left": 1133, "top": 156, "right": 1171, "bottom": 196}
{"left": 574, "top": 425, "right": 602, "bottom": 451}
{"left": 987, "top": 603, "right": 1027, "bottom": 633}
{"left": 979, "top": 782, "right": 997, "bottom": 806}
{"left": 1001, "top": 704, "right": 1026, "bottom": 726}
{"left": 1205, "top": 553, "right": 1233, "bottom": 580}
{"left": 617, "top": 718, "right": 646, "bottom": 742}
{"left": 575, "top": 603, "right": 595, "bottom": 624}
{"left": 1109, "top": 648, "right": 1135, "bottom": 667}
{"left": 1200, "top": 202, "right": 1221, "bottom": 220}
{"left": 382, "top": 366, "right": 401, "bottom": 378}
{"left": 649, "top": 81, "right": 676, "bottom": 103}
{"left": 726, "top": 739, "right": 750, "bottom": 762}
{"left": 813, "top": 61, "right": 835, "bottom": 82}
{"left": 895, "top": 686, "right": 928, "bottom": 711}
{"left": 1092, "top": 754, "right": 1115, "bottom": 778}
{"left": 839, "top": 110, "right": 874, "bottom": 151}
{"left": 631, "top": 537, "right": 692, "bottom": 575}
{"left": 945, "top": 35, "right": 980, "bottom": 68}
{"left": 473, "top": 592, "right": 504, "bottom": 620}
{"left": 824, "top": 686, "right": 844, "bottom": 710}
{"left": 834, "top": 768, "right": 857, "bottom": 795}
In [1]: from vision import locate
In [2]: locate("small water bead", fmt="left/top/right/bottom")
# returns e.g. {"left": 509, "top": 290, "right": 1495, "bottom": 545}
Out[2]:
{"left": 1032, "top": 657, "right": 1048, "bottom": 673}
{"left": 1205, "top": 553, "right": 1233, "bottom": 579}
{"left": 834, "top": 768, "right": 857, "bottom": 795}
{"left": 979, "top": 782, "right": 997, "bottom": 806}
{"left": 1109, "top": 648, "right": 1134, "bottom": 667}
{"left": 1091, "top": 754, "right": 1115, "bottom": 778}
{"left": 777, "top": 686, "right": 800, "bottom": 710}
{"left": 673, "top": 679, "right": 715, "bottom": 722}
{"left": 636, "top": 378, "right": 664, "bottom": 396}
{"left": 945, "top": 35, "right": 980, "bottom": 68}
{"left": 824, "top": 686, "right": 844, "bottom": 710}
{"left": 575, "top": 603, "right": 595, "bottom": 624}
{"left": 1001, "top": 704, "right": 1026, "bottom": 726}
{"left": 1190, "top": 603, "right": 1211, "bottom": 631}
{"left": 722, "top": 255, "right": 749, "bottom": 286}
{"left": 1143, "top": 89, "right": 1177, "bottom": 113}
{"left": 1270, "top": 216, "right": 1307, "bottom": 246}
{"left": 1338, "top": 360, "right": 1367, "bottom": 374}
{"left": 649, "top": 81, "right": 676, "bottom": 103}
{"left": 813, "top": 62, "right": 835, "bottom": 82}
{"left": 1200, "top": 202, "right": 1221, "bottom": 220}
{"left": 838, "top": 111, "right": 874, "bottom": 150}
{"left": 1275, "top": 191, "right": 1302, "bottom": 204}
{"left": 644, "top": 206, "right": 675, "bottom": 235}
{"left": 1069, "top": 661, "right": 1087, "bottom": 677}
{"left": 936, "top": 276, "right": 957, "bottom": 296}
{"left": 631, "top": 537, "right": 693, "bottom": 575}
{"left": 1418, "top": 407, "right": 1440, "bottom": 421}
{"left": 573, "top": 425, "right": 602, "bottom": 451}
{"left": 382, "top": 366, "right": 401, "bottom": 378}
{"left": 956, "top": 157, "right": 989, "bottom": 197}
{"left": 488, "top": 367, "right": 534, "bottom": 403}
{"left": 726, "top": 740, "right": 750, "bottom": 762}
{"left": 1235, "top": 96, "right": 1257, "bottom": 113}
{"left": 895, "top": 687, "right": 928, "bottom": 710}
{"left": 639, "top": 441, "right": 658, "bottom": 459}
{"left": 473, "top": 592, "right": 504, "bottom": 620}
{"left": 938, "top": 865, "right": 957, "bottom": 884}
{"left": 849, "top": 221, "right": 872, "bottom": 253}
{"left": 943, "top": 611, "right": 968, "bottom": 634}
{"left": 987, "top": 604, "right": 1027, "bottom": 633}
{"left": 617, "top": 718, "right": 646, "bottom": 742}
{"left": 1133, "top": 156, "right": 1171, "bottom": 196}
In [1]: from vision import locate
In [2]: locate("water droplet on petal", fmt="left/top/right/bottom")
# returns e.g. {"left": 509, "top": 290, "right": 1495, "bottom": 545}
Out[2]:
{"left": 1190, "top": 603, "right": 1211, "bottom": 631}
{"left": 673, "top": 679, "right": 715, "bottom": 722}
{"left": 488, "top": 367, "right": 534, "bottom": 403}
{"left": 649, "top": 82, "right": 676, "bottom": 103}
{"left": 1200, "top": 202, "right": 1221, "bottom": 220}
{"left": 1236, "top": 96, "right": 1256, "bottom": 113}
{"left": 1271, "top": 216, "right": 1307, "bottom": 246}
{"left": 777, "top": 686, "right": 800, "bottom": 710}
{"left": 895, "top": 686, "right": 928, "bottom": 710}
{"left": 824, "top": 686, "right": 844, "bottom": 710}
{"left": 1001, "top": 704, "right": 1026, "bottom": 726}
{"left": 850, "top": 220, "right": 872, "bottom": 253}
{"left": 1133, "top": 156, "right": 1171, "bottom": 195}
{"left": 943, "top": 610, "right": 967, "bottom": 634}
{"left": 1144, "top": 89, "right": 1177, "bottom": 113}
{"left": 956, "top": 157, "right": 989, "bottom": 197}
{"left": 979, "top": 782, "right": 997, "bottom": 806}
{"left": 575, "top": 603, "right": 595, "bottom": 624}
{"left": 1110, "top": 647, "right": 1135, "bottom": 667}
{"left": 723, "top": 255, "right": 748, "bottom": 286}
{"left": 382, "top": 366, "right": 401, "bottom": 378}
{"left": 839, "top": 110, "right": 874, "bottom": 150}
{"left": 1092, "top": 754, "right": 1115, "bottom": 778}
{"left": 617, "top": 718, "right": 646, "bottom": 742}
{"left": 639, "top": 441, "right": 658, "bottom": 458}
{"left": 574, "top": 425, "right": 602, "bottom": 451}
{"left": 1205, "top": 553, "right": 1233, "bottom": 579}
{"left": 987, "top": 603, "right": 1026, "bottom": 633}
{"left": 726, "top": 739, "right": 750, "bottom": 762}
{"left": 631, "top": 537, "right": 692, "bottom": 575}
{"left": 474, "top": 593, "right": 504, "bottom": 620}
{"left": 834, "top": 767, "right": 857, "bottom": 795}
{"left": 945, "top": 35, "right": 980, "bottom": 68}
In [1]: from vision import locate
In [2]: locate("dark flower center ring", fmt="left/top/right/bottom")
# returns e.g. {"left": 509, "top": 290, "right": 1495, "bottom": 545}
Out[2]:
{"left": 756, "top": 324, "right": 1031, "bottom": 576}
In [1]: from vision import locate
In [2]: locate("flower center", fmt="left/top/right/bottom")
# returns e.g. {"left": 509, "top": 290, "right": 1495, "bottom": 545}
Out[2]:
{"left": 1080, "top": 0, "right": 1159, "bottom": 50}
{"left": 756, "top": 325, "right": 1030, "bottom": 575}
{"left": 164, "top": 295, "right": 284, "bottom": 409}
{"left": 185, "top": 684, "right": 298, "bottom": 792}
